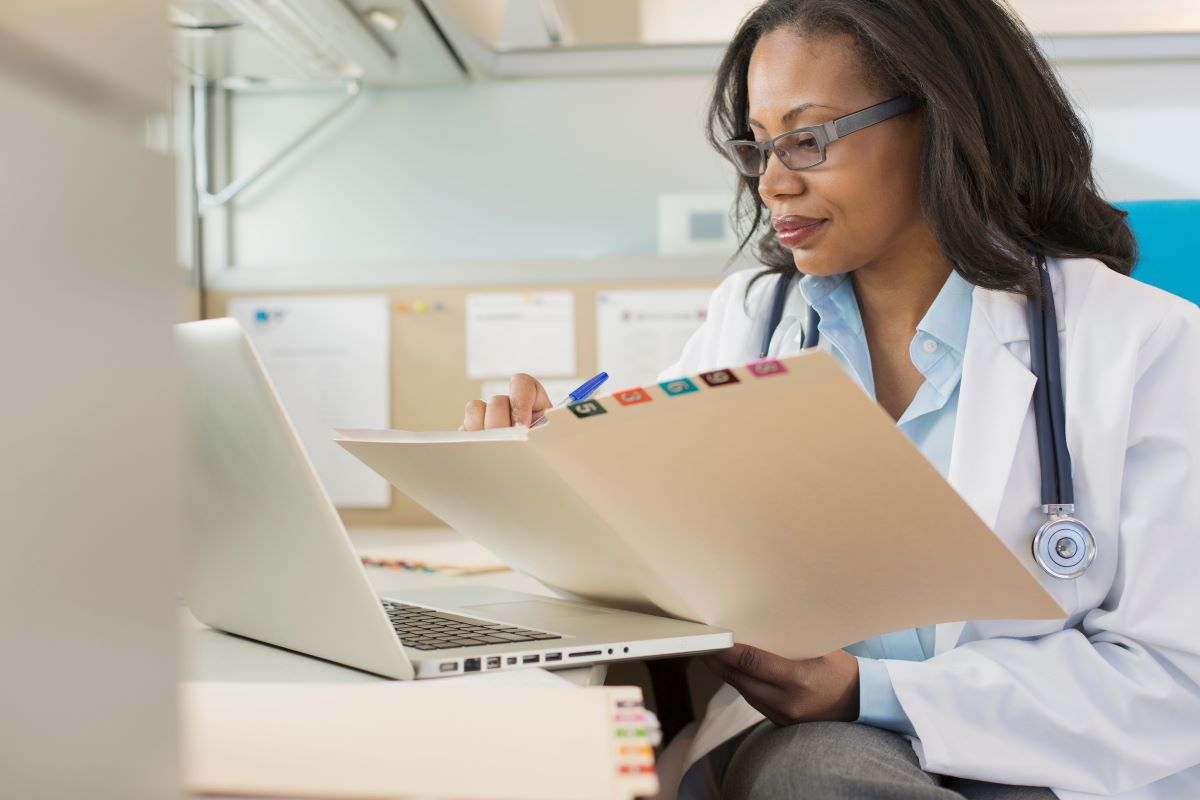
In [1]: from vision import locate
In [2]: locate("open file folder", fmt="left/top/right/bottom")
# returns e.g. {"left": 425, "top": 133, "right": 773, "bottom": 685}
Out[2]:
{"left": 338, "top": 350, "right": 1063, "bottom": 659}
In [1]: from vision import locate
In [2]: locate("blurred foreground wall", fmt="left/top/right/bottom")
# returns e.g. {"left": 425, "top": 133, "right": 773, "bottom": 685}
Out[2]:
{"left": 0, "top": 2, "right": 181, "bottom": 798}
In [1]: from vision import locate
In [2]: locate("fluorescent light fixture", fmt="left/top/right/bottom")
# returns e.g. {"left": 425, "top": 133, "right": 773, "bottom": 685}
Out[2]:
{"left": 364, "top": 6, "right": 403, "bottom": 33}
{"left": 216, "top": 0, "right": 395, "bottom": 79}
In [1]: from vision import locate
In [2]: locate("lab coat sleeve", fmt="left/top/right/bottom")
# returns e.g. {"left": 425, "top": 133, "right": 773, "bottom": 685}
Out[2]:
{"left": 884, "top": 302, "right": 1200, "bottom": 795}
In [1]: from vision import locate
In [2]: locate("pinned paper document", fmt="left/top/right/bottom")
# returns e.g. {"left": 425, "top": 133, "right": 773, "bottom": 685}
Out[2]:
{"left": 227, "top": 295, "right": 391, "bottom": 508}
{"left": 466, "top": 292, "right": 576, "bottom": 379}
{"left": 596, "top": 289, "right": 711, "bottom": 392}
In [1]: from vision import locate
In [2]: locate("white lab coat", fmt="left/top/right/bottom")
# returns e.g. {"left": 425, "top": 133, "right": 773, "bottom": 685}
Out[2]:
{"left": 659, "top": 257, "right": 1200, "bottom": 799}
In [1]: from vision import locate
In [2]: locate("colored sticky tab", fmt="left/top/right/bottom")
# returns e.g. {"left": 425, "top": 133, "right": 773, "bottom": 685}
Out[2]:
{"left": 614, "top": 388, "right": 652, "bottom": 406}
{"left": 747, "top": 358, "right": 788, "bottom": 377}
{"left": 699, "top": 368, "right": 739, "bottom": 387}
{"left": 659, "top": 377, "right": 698, "bottom": 396}
{"left": 568, "top": 399, "right": 607, "bottom": 418}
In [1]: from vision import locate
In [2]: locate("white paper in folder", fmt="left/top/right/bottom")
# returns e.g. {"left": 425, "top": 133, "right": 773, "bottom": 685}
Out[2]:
{"left": 228, "top": 295, "right": 390, "bottom": 508}
{"left": 182, "top": 681, "right": 659, "bottom": 800}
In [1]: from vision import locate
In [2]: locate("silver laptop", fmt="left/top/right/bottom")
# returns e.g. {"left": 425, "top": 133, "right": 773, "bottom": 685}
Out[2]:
{"left": 177, "top": 318, "right": 732, "bottom": 680}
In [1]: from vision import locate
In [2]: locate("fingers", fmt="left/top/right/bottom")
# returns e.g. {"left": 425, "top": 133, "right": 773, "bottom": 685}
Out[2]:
{"left": 703, "top": 647, "right": 861, "bottom": 726}
{"left": 707, "top": 643, "right": 798, "bottom": 688}
{"left": 483, "top": 395, "right": 513, "bottom": 429}
{"left": 508, "top": 373, "right": 552, "bottom": 427}
{"left": 462, "top": 399, "right": 486, "bottom": 431}
{"left": 463, "top": 394, "right": 521, "bottom": 431}
{"left": 701, "top": 654, "right": 792, "bottom": 726}
{"left": 461, "top": 375, "right": 552, "bottom": 431}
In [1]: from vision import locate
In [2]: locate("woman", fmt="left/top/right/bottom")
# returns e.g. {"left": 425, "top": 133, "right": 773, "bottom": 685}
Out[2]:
{"left": 462, "top": 1, "right": 1200, "bottom": 797}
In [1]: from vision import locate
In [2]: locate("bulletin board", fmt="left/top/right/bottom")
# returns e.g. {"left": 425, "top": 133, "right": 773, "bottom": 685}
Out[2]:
{"left": 206, "top": 277, "right": 722, "bottom": 526}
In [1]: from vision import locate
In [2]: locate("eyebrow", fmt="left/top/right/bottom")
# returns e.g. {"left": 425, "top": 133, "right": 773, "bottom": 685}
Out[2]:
{"left": 748, "top": 102, "right": 836, "bottom": 130}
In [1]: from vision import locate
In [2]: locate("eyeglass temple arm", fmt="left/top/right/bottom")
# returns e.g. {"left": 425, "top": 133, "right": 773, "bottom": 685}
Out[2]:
{"left": 825, "top": 95, "right": 919, "bottom": 142}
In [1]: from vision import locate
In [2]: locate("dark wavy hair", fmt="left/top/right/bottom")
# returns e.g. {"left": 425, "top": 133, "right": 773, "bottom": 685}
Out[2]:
{"left": 708, "top": 0, "right": 1136, "bottom": 297}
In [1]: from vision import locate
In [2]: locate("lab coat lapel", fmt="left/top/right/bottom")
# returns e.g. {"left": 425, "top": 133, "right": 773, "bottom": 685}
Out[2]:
{"left": 935, "top": 286, "right": 1037, "bottom": 655}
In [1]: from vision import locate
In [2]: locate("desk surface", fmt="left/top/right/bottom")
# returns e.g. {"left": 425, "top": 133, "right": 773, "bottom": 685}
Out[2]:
{"left": 183, "top": 526, "right": 606, "bottom": 687}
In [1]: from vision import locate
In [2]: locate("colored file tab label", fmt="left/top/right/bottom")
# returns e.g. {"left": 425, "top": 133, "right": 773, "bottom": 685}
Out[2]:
{"left": 748, "top": 359, "right": 788, "bottom": 377}
{"left": 699, "top": 368, "right": 739, "bottom": 387}
{"left": 659, "top": 377, "right": 698, "bottom": 396}
{"left": 568, "top": 399, "right": 607, "bottom": 418}
{"left": 614, "top": 388, "right": 653, "bottom": 406}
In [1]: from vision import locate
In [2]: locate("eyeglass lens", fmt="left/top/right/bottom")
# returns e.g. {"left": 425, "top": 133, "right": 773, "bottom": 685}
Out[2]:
{"left": 729, "top": 130, "right": 822, "bottom": 176}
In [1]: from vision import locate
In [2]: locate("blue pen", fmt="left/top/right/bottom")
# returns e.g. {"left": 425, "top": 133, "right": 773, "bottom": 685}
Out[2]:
{"left": 557, "top": 372, "right": 609, "bottom": 407}
{"left": 530, "top": 371, "right": 608, "bottom": 427}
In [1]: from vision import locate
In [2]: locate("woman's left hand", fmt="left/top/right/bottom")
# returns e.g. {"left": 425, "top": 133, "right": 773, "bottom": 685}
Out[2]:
{"left": 703, "top": 645, "right": 861, "bottom": 726}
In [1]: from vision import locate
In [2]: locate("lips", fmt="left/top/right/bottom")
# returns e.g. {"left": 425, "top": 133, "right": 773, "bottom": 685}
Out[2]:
{"left": 772, "top": 215, "right": 828, "bottom": 247}
{"left": 771, "top": 215, "right": 825, "bottom": 232}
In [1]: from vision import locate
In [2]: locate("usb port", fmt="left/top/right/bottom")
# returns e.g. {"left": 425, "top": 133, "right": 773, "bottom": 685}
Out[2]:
{"left": 439, "top": 661, "right": 459, "bottom": 673}
{"left": 505, "top": 656, "right": 518, "bottom": 665}
{"left": 463, "top": 658, "right": 481, "bottom": 672}
{"left": 486, "top": 656, "right": 502, "bottom": 670}
{"left": 522, "top": 655, "right": 540, "bottom": 664}
{"left": 544, "top": 652, "right": 562, "bottom": 662}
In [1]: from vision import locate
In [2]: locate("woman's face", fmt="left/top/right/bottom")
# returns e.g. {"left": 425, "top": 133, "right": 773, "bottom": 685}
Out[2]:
{"left": 747, "top": 28, "right": 927, "bottom": 277}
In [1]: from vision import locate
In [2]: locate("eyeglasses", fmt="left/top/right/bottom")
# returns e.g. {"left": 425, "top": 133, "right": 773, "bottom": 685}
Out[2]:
{"left": 722, "top": 95, "right": 918, "bottom": 177}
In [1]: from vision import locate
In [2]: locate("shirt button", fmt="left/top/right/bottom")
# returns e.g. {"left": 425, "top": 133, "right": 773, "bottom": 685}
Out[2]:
{"left": 922, "top": 339, "right": 938, "bottom": 353}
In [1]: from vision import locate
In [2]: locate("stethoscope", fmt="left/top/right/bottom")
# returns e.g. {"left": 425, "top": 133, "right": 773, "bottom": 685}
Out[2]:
{"left": 761, "top": 256, "right": 1096, "bottom": 579}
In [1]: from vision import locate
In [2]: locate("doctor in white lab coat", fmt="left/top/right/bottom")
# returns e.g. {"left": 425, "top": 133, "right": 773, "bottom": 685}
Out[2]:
{"left": 463, "top": 0, "right": 1200, "bottom": 797}
{"left": 654, "top": 254, "right": 1200, "bottom": 800}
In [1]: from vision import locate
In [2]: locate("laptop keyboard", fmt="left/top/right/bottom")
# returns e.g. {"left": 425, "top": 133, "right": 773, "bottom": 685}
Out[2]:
{"left": 382, "top": 600, "right": 563, "bottom": 651}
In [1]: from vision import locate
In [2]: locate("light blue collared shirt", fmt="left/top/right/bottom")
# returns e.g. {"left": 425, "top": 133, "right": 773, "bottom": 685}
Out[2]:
{"left": 794, "top": 268, "right": 974, "bottom": 738}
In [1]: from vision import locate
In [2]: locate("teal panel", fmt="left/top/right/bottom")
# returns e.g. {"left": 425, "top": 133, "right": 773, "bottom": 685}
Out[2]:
{"left": 1116, "top": 200, "right": 1200, "bottom": 304}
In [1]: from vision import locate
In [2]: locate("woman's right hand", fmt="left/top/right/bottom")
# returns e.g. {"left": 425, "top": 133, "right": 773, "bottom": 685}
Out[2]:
{"left": 461, "top": 373, "right": 553, "bottom": 430}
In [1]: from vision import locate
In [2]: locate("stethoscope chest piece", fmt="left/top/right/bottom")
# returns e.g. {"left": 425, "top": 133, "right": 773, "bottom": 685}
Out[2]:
{"left": 1033, "top": 506, "right": 1097, "bottom": 579}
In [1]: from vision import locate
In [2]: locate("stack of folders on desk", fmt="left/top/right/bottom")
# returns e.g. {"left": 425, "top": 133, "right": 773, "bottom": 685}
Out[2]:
{"left": 182, "top": 682, "right": 658, "bottom": 800}
{"left": 338, "top": 350, "right": 1064, "bottom": 660}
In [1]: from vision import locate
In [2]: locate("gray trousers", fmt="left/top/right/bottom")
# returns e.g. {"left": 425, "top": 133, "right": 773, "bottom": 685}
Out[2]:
{"left": 690, "top": 720, "right": 1055, "bottom": 800}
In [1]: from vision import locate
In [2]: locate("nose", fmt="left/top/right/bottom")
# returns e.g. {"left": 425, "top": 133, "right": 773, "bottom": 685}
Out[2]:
{"left": 756, "top": 147, "right": 807, "bottom": 205}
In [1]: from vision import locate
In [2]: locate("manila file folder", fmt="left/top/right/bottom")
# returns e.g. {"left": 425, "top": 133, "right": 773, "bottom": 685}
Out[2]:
{"left": 338, "top": 350, "right": 1063, "bottom": 658}
{"left": 182, "top": 682, "right": 658, "bottom": 800}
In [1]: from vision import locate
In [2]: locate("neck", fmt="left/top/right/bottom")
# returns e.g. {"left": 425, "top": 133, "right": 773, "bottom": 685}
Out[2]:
{"left": 851, "top": 228, "right": 952, "bottom": 338}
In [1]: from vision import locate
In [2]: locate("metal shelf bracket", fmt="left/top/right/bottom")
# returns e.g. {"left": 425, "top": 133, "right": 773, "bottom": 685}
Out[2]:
{"left": 194, "top": 78, "right": 362, "bottom": 214}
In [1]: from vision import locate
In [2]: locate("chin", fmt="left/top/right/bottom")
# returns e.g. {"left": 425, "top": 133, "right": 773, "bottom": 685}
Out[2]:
{"left": 791, "top": 250, "right": 853, "bottom": 279}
